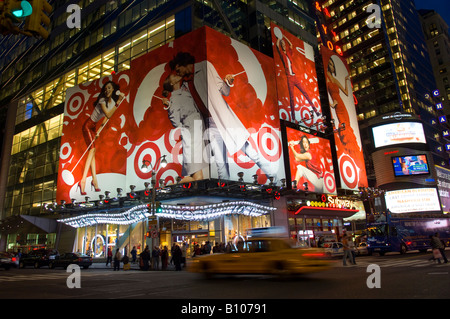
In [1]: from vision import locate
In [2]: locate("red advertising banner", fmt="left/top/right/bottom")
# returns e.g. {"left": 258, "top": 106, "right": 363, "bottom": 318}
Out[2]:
{"left": 286, "top": 127, "right": 336, "bottom": 194}
{"left": 57, "top": 71, "right": 131, "bottom": 203}
{"left": 57, "top": 27, "right": 285, "bottom": 203}
{"left": 271, "top": 23, "right": 323, "bottom": 130}
{"left": 320, "top": 45, "right": 368, "bottom": 190}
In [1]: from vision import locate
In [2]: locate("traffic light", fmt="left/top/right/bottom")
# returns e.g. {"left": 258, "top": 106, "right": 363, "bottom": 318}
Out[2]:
{"left": 24, "top": 0, "right": 52, "bottom": 39}
{"left": 273, "top": 191, "right": 281, "bottom": 200}
{"left": 155, "top": 201, "right": 162, "bottom": 214}
{"left": 147, "top": 201, "right": 162, "bottom": 214}
{"left": 1, "top": 0, "right": 33, "bottom": 36}
{"left": 4, "top": 0, "right": 32, "bottom": 19}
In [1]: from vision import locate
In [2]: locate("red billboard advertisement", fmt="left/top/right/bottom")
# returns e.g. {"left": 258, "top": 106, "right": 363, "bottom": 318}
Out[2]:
{"left": 57, "top": 27, "right": 285, "bottom": 203}
{"left": 320, "top": 45, "right": 368, "bottom": 190}
{"left": 271, "top": 23, "right": 323, "bottom": 130}
{"left": 286, "top": 127, "right": 336, "bottom": 194}
{"left": 57, "top": 71, "right": 131, "bottom": 203}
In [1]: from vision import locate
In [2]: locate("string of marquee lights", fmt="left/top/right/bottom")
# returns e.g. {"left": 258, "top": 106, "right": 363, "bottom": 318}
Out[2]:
{"left": 156, "top": 201, "right": 276, "bottom": 221}
{"left": 57, "top": 201, "right": 276, "bottom": 228}
{"left": 57, "top": 205, "right": 150, "bottom": 228}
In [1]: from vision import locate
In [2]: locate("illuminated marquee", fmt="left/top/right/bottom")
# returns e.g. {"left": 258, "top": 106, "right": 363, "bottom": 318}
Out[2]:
{"left": 385, "top": 188, "right": 441, "bottom": 214}
{"left": 58, "top": 201, "right": 276, "bottom": 228}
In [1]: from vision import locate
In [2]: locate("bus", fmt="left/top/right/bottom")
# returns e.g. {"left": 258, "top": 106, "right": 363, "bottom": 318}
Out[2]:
{"left": 366, "top": 213, "right": 450, "bottom": 255}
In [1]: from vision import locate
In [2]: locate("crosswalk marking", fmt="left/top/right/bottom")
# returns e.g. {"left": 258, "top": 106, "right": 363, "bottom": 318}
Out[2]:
{"left": 338, "top": 257, "right": 448, "bottom": 268}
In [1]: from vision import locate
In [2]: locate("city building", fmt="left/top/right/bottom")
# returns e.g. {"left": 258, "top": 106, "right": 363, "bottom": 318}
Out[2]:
{"left": 318, "top": 0, "right": 450, "bottom": 185}
{"left": 0, "top": 0, "right": 367, "bottom": 257}
{"left": 419, "top": 9, "right": 450, "bottom": 117}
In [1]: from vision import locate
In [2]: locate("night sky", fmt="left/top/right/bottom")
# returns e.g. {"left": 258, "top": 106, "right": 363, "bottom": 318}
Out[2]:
{"left": 415, "top": 0, "right": 450, "bottom": 27}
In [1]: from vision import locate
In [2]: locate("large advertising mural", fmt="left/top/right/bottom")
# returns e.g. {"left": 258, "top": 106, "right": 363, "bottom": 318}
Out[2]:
{"left": 57, "top": 71, "right": 131, "bottom": 203}
{"left": 57, "top": 27, "right": 285, "bottom": 203}
{"left": 286, "top": 127, "right": 336, "bottom": 194}
{"left": 320, "top": 45, "right": 368, "bottom": 190}
{"left": 270, "top": 23, "right": 323, "bottom": 130}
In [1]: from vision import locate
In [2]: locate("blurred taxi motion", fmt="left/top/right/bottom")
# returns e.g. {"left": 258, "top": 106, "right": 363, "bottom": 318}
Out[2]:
{"left": 188, "top": 236, "right": 332, "bottom": 278}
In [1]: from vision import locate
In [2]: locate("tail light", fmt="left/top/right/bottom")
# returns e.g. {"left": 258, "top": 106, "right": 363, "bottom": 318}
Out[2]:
{"left": 12, "top": 257, "right": 16, "bottom": 262}
{"left": 406, "top": 241, "right": 412, "bottom": 246}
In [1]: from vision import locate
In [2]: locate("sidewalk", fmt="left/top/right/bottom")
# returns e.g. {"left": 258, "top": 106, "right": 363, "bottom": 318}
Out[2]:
{"left": 90, "top": 260, "right": 184, "bottom": 271}
{"left": 90, "top": 261, "right": 140, "bottom": 270}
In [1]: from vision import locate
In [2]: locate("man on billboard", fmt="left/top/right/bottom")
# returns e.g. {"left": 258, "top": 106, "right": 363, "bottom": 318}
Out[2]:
{"left": 168, "top": 51, "right": 278, "bottom": 182}
{"left": 161, "top": 73, "right": 208, "bottom": 183}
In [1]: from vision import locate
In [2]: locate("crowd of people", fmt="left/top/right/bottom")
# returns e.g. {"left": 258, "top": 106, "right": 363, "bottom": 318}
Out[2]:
{"left": 106, "top": 240, "right": 240, "bottom": 271}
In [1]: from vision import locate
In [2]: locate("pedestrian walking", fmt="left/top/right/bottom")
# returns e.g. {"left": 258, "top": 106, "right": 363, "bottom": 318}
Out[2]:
{"left": 152, "top": 246, "right": 160, "bottom": 270}
{"left": 342, "top": 234, "right": 354, "bottom": 266}
{"left": 106, "top": 248, "right": 112, "bottom": 266}
{"left": 348, "top": 235, "right": 357, "bottom": 265}
{"left": 173, "top": 244, "right": 182, "bottom": 271}
{"left": 131, "top": 246, "right": 137, "bottom": 263}
{"left": 181, "top": 242, "right": 187, "bottom": 267}
{"left": 139, "top": 246, "right": 150, "bottom": 271}
{"left": 161, "top": 246, "right": 169, "bottom": 270}
{"left": 113, "top": 248, "right": 122, "bottom": 271}
{"left": 431, "top": 233, "right": 448, "bottom": 264}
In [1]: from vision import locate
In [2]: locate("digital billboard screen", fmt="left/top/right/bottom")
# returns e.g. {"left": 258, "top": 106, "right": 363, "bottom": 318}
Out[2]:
{"left": 372, "top": 122, "right": 426, "bottom": 148}
{"left": 320, "top": 45, "right": 368, "bottom": 190}
{"left": 385, "top": 188, "right": 441, "bottom": 213}
{"left": 392, "top": 155, "right": 429, "bottom": 177}
{"left": 57, "top": 26, "right": 285, "bottom": 203}
{"left": 271, "top": 23, "right": 323, "bottom": 130}
{"left": 285, "top": 126, "right": 336, "bottom": 194}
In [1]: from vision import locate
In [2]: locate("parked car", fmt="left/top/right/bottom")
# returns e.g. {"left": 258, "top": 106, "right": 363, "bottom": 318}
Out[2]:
{"left": 356, "top": 242, "right": 369, "bottom": 256}
{"left": 323, "top": 242, "right": 344, "bottom": 257}
{"left": 49, "top": 252, "right": 93, "bottom": 269}
{"left": 188, "top": 237, "right": 332, "bottom": 278}
{"left": 0, "top": 252, "right": 18, "bottom": 270}
{"left": 19, "top": 249, "right": 59, "bottom": 268}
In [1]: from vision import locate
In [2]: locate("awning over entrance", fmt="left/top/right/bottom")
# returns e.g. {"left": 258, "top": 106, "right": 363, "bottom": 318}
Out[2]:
{"left": 0, "top": 215, "right": 57, "bottom": 234}
{"left": 57, "top": 205, "right": 150, "bottom": 228}
{"left": 57, "top": 200, "right": 276, "bottom": 228}
{"left": 294, "top": 206, "right": 359, "bottom": 218}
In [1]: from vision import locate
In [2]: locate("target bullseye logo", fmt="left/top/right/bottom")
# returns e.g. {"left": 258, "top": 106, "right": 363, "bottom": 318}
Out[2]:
{"left": 323, "top": 172, "right": 336, "bottom": 194}
{"left": 339, "top": 154, "right": 358, "bottom": 189}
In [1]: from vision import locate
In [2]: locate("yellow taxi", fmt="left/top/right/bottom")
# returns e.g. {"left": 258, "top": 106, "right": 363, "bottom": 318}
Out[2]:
{"left": 188, "top": 237, "right": 333, "bottom": 278}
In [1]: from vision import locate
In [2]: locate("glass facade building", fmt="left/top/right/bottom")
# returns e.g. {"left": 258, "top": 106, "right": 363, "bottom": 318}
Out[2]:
{"left": 320, "top": 0, "right": 450, "bottom": 184}
{"left": 3, "top": 0, "right": 344, "bottom": 254}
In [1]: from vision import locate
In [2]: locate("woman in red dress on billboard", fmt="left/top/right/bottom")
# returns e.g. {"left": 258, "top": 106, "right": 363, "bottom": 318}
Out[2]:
{"left": 325, "top": 58, "right": 365, "bottom": 171}
{"left": 288, "top": 136, "right": 324, "bottom": 193}
{"left": 78, "top": 81, "right": 125, "bottom": 195}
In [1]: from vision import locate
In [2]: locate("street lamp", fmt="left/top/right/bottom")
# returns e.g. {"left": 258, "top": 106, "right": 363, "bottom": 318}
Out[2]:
{"left": 141, "top": 155, "right": 168, "bottom": 248}
{"left": 141, "top": 155, "right": 167, "bottom": 173}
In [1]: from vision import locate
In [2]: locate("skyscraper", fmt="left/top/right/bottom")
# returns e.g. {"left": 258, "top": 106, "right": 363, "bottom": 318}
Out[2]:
{"left": 1, "top": 0, "right": 335, "bottom": 252}
{"left": 318, "top": 0, "right": 450, "bottom": 183}
{"left": 419, "top": 9, "right": 450, "bottom": 117}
